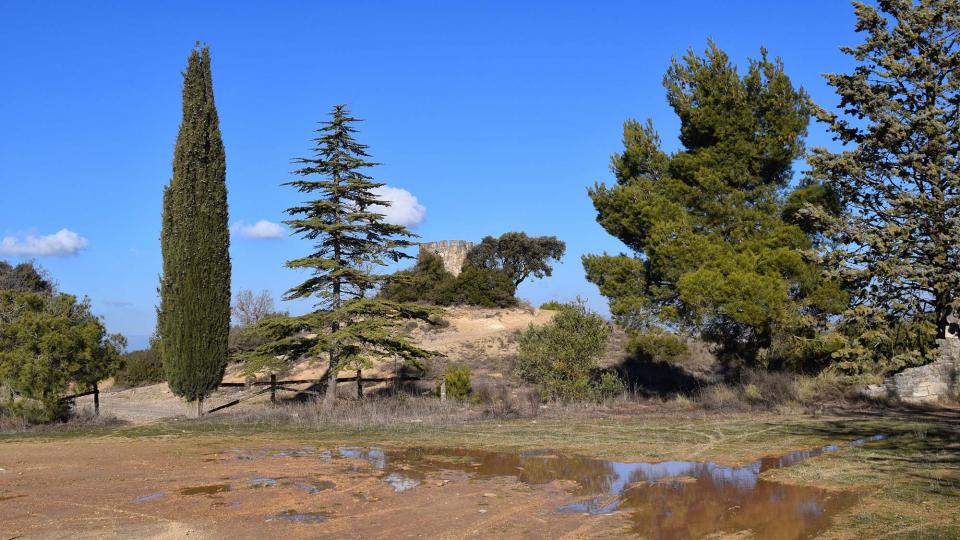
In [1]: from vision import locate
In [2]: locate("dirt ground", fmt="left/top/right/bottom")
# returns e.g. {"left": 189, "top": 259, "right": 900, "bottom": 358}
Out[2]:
{"left": 0, "top": 437, "right": 631, "bottom": 539}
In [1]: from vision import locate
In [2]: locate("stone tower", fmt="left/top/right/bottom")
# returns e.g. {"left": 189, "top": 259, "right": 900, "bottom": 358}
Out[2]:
{"left": 419, "top": 240, "right": 475, "bottom": 276}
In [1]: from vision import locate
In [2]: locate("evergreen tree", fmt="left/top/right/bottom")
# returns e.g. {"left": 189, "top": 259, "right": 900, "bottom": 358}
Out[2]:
{"left": 583, "top": 43, "right": 846, "bottom": 369}
{"left": 810, "top": 0, "right": 960, "bottom": 372}
{"left": 158, "top": 45, "right": 231, "bottom": 414}
{"left": 246, "top": 105, "right": 436, "bottom": 407}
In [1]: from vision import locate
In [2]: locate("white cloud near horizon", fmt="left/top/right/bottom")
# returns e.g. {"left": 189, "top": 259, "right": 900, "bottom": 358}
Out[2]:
{"left": 371, "top": 186, "right": 426, "bottom": 228}
{"left": 231, "top": 220, "right": 285, "bottom": 239}
{"left": 0, "top": 229, "right": 89, "bottom": 256}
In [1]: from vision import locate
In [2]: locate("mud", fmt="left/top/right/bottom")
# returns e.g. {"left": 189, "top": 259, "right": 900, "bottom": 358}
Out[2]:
{"left": 0, "top": 435, "right": 881, "bottom": 539}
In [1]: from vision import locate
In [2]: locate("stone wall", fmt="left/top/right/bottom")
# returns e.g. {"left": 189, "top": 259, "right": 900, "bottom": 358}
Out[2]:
{"left": 419, "top": 240, "right": 475, "bottom": 276}
{"left": 865, "top": 338, "right": 960, "bottom": 403}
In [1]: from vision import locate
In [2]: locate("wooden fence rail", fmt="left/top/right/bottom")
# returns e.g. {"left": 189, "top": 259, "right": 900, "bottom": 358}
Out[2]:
{"left": 60, "top": 383, "right": 99, "bottom": 416}
{"left": 211, "top": 373, "right": 422, "bottom": 413}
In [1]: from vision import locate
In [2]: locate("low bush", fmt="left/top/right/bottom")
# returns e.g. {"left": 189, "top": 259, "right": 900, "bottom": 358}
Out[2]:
{"left": 439, "top": 365, "right": 472, "bottom": 401}
{"left": 516, "top": 300, "right": 614, "bottom": 401}
{"left": 114, "top": 348, "right": 165, "bottom": 388}
{"left": 539, "top": 300, "right": 568, "bottom": 311}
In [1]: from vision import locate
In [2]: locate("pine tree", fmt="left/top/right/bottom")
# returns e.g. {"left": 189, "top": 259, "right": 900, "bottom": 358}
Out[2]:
{"left": 158, "top": 45, "right": 231, "bottom": 414}
{"left": 809, "top": 0, "right": 960, "bottom": 372}
{"left": 583, "top": 43, "right": 846, "bottom": 369}
{"left": 246, "top": 105, "right": 437, "bottom": 407}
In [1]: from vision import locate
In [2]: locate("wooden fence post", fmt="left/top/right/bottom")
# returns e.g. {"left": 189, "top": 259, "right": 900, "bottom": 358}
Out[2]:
{"left": 356, "top": 369, "right": 363, "bottom": 400}
{"left": 440, "top": 378, "right": 446, "bottom": 403}
{"left": 270, "top": 374, "right": 277, "bottom": 404}
{"left": 93, "top": 383, "right": 99, "bottom": 416}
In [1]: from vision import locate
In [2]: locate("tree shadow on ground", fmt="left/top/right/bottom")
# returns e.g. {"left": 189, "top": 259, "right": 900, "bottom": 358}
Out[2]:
{"left": 782, "top": 405, "right": 960, "bottom": 496}
{"left": 613, "top": 351, "right": 707, "bottom": 397}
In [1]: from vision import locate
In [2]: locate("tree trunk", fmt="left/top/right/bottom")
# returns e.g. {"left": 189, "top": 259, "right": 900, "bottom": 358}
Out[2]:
{"left": 322, "top": 354, "right": 338, "bottom": 411}
{"left": 196, "top": 397, "right": 203, "bottom": 418}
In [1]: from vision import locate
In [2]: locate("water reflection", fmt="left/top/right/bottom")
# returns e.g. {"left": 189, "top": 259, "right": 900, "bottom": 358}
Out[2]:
{"left": 332, "top": 436, "right": 881, "bottom": 540}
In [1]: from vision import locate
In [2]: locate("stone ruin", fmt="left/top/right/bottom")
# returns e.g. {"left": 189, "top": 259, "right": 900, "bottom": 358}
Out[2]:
{"left": 419, "top": 240, "right": 475, "bottom": 276}
{"left": 865, "top": 312, "right": 960, "bottom": 404}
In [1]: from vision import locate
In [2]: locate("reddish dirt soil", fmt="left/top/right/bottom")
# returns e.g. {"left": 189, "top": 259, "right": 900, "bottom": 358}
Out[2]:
{"left": 0, "top": 436, "right": 632, "bottom": 539}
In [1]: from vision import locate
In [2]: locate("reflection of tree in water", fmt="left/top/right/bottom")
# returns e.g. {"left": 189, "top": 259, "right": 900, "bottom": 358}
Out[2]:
{"left": 388, "top": 448, "right": 617, "bottom": 495}
{"left": 621, "top": 478, "right": 856, "bottom": 540}
{"left": 378, "top": 445, "right": 858, "bottom": 540}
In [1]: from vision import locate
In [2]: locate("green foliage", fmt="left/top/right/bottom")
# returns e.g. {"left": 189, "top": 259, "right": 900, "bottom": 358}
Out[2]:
{"left": 379, "top": 252, "right": 456, "bottom": 304}
{"left": 0, "top": 290, "right": 124, "bottom": 422}
{"left": 439, "top": 365, "right": 472, "bottom": 401}
{"left": 0, "top": 261, "right": 53, "bottom": 294}
{"left": 115, "top": 347, "right": 165, "bottom": 388}
{"left": 515, "top": 300, "right": 612, "bottom": 401}
{"left": 465, "top": 232, "right": 566, "bottom": 287}
{"left": 809, "top": 1, "right": 960, "bottom": 363}
{"left": 244, "top": 106, "right": 438, "bottom": 395}
{"left": 158, "top": 45, "right": 231, "bottom": 403}
{"left": 629, "top": 330, "right": 688, "bottom": 362}
{"left": 594, "top": 370, "right": 626, "bottom": 401}
{"left": 380, "top": 251, "right": 518, "bottom": 308}
{"left": 583, "top": 42, "right": 844, "bottom": 370}
{"left": 439, "top": 266, "right": 517, "bottom": 308}
{"left": 539, "top": 300, "right": 568, "bottom": 311}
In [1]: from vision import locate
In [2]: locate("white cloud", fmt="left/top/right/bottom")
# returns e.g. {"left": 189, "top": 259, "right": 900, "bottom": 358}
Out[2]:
{"left": 371, "top": 186, "right": 426, "bottom": 228}
{"left": 231, "top": 220, "right": 285, "bottom": 239}
{"left": 0, "top": 228, "right": 88, "bottom": 256}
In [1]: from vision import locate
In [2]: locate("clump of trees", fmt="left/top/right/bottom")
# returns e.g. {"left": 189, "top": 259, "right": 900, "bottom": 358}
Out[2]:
{"left": 157, "top": 45, "right": 232, "bottom": 415}
{"left": 584, "top": 42, "right": 845, "bottom": 371}
{"left": 379, "top": 232, "right": 565, "bottom": 308}
{"left": 244, "top": 105, "right": 437, "bottom": 408}
{"left": 515, "top": 300, "right": 621, "bottom": 401}
{"left": 0, "top": 263, "right": 124, "bottom": 422}
{"left": 379, "top": 252, "right": 517, "bottom": 308}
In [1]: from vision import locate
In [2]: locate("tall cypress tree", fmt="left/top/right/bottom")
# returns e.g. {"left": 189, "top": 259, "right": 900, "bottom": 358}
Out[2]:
{"left": 245, "top": 105, "right": 436, "bottom": 407}
{"left": 158, "top": 45, "right": 231, "bottom": 415}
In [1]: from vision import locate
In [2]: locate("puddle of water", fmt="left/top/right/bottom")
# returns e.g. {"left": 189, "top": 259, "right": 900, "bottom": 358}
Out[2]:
{"left": 327, "top": 436, "right": 883, "bottom": 540}
{"left": 248, "top": 477, "right": 280, "bottom": 488}
{"left": 267, "top": 510, "right": 331, "bottom": 524}
{"left": 383, "top": 472, "right": 421, "bottom": 492}
{"left": 131, "top": 492, "right": 166, "bottom": 503}
{"left": 178, "top": 483, "right": 231, "bottom": 496}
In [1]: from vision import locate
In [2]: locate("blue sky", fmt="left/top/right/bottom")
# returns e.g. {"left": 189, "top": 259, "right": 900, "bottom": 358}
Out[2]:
{"left": 0, "top": 1, "right": 860, "bottom": 350}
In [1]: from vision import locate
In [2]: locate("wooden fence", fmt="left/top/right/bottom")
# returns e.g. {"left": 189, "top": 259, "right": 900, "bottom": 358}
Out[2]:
{"left": 208, "top": 373, "right": 421, "bottom": 414}
{"left": 60, "top": 383, "right": 100, "bottom": 416}
{"left": 56, "top": 373, "right": 422, "bottom": 417}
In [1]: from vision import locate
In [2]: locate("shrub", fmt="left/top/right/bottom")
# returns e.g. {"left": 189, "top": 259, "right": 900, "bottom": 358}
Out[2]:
{"left": 742, "top": 383, "right": 763, "bottom": 403}
{"left": 629, "top": 330, "right": 689, "bottom": 362}
{"left": 516, "top": 300, "right": 610, "bottom": 401}
{"left": 439, "top": 365, "right": 472, "bottom": 401}
{"left": 593, "top": 370, "right": 626, "bottom": 401}
{"left": 440, "top": 266, "right": 517, "bottom": 308}
{"left": 539, "top": 300, "right": 568, "bottom": 311}
{"left": 114, "top": 348, "right": 165, "bottom": 388}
